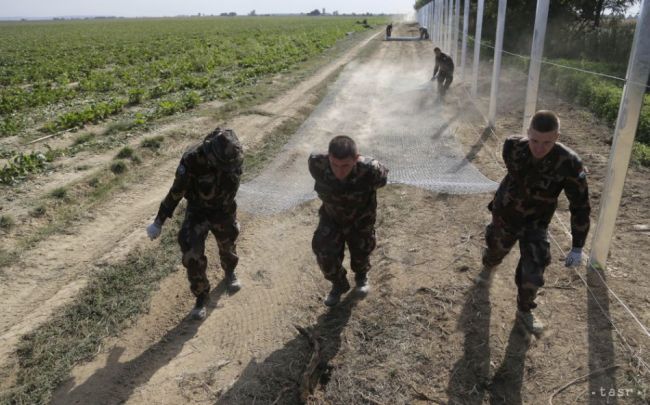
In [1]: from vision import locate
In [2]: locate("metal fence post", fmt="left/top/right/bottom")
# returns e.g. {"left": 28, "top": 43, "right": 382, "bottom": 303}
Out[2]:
{"left": 522, "top": 0, "right": 550, "bottom": 133}
{"left": 488, "top": 0, "right": 507, "bottom": 127}
{"left": 454, "top": 0, "right": 460, "bottom": 63}
{"left": 590, "top": 0, "right": 650, "bottom": 270}
{"left": 471, "top": 0, "right": 485, "bottom": 97}
{"left": 461, "top": 0, "right": 469, "bottom": 81}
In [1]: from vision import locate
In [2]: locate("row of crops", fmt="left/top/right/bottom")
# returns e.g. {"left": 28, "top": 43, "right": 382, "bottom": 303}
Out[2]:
{"left": 0, "top": 16, "right": 382, "bottom": 138}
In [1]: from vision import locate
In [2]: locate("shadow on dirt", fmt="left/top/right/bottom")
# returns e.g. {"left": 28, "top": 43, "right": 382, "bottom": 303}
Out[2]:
{"left": 447, "top": 267, "right": 494, "bottom": 404}
{"left": 489, "top": 321, "right": 532, "bottom": 404}
{"left": 53, "top": 280, "right": 229, "bottom": 405}
{"left": 586, "top": 267, "right": 618, "bottom": 405}
{"left": 216, "top": 294, "right": 360, "bottom": 404}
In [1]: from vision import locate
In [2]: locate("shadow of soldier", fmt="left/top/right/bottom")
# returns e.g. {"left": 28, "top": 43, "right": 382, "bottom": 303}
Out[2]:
{"left": 52, "top": 280, "right": 229, "bottom": 405}
{"left": 447, "top": 267, "right": 492, "bottom": 405}
{"left": 488, "top": 321, "right": 532, "bottom": 405}
{"left": 216, "top": 293, "right": 360, "bottom": 404}
{"left": 586, "top": 267, "right": 618, "bottom": 405}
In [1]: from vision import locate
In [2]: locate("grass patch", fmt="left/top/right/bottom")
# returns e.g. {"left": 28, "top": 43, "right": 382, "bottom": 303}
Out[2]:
{"left": 0, "top": 214, "right": 15, "bottom": 232}
{"left": 632, "top": 142, "right": 650, "bottom": 167}
{"left": 1, "top": 215, "right": 183, "bottom": 404}
{"left": 28, "top": 205, "right": 47, "bottom": 218}
{"left": 0, "top": 248, "right": 18, "bottom": 270}
{"left": 140, "top": 136, "right": 164, "bottom": 150}
{"left": 110, "top": 160, "right": 128, "bottom": 174}
{"left": 72, "top": 132, "right": 95, "bottom": 146}
{"left": 49, "top": 187, "right": 68, "bottom": 200}
{"left": 115, "top": 146, "right": 134, "bottom": 159}
{"left": 103, "top": 119, "right": 139, "bottom": 136}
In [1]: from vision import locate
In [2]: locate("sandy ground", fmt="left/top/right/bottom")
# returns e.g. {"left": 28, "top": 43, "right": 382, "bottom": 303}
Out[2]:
{"left": 2, "top": 23, "right": 648, "bottom": 404}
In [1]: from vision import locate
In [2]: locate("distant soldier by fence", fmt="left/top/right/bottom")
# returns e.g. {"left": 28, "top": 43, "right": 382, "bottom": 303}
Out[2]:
{"left": 431, "top": 47, "right": 454, "bottom": 101}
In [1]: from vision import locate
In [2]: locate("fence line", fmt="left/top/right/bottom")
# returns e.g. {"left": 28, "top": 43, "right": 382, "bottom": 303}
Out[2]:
{"left": 463, "top": 33, "right": 650, "bottom": 89}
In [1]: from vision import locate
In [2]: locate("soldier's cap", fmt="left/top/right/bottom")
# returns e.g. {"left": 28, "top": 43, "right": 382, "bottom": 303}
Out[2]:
{"left": 202, "top": 127, "right": 243, "bottom": 169}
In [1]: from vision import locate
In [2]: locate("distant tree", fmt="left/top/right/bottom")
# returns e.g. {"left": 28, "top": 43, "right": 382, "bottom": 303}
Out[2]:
{"left": 307, "top": 9, "right": 321, "bottom": 16}
{"left": 229, "top": 12, "right": 237, "bottom": 16}
{"left": 413, "top": 0, "right": 433, "bottom": 10}
{"left": 248, "top": 10, "right": 256, "bottom": 16}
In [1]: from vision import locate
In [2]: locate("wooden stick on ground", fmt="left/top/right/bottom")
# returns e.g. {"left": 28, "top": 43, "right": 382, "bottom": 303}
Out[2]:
{"left": 548, "top": 365, "right": 620, "bottom": 405}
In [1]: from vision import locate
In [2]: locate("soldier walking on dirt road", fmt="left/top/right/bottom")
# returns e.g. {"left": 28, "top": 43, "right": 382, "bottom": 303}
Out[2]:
{"left": 309, "top": 136, "right": 389, "bottom": 307}
{"left": 478, "top": 111, "right": 590, "bottom": 336}
{"left": 146, "top": 128, "right": 244, "bottom": 320}
{"left": 431, "top": 47, "right": 454, "bottom": 101}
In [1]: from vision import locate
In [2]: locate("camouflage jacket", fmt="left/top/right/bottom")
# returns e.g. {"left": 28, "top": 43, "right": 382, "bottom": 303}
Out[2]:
{"left": 155, "top": 129, "right": 243, "bottom": 224}
{"left": 308, "top": 153, "right": 389, "bottom": 227}
{"left": 489, "top": 136, "right": 591, "bottom": 247}
{"left": 434, "top": 52, "right": 454, "bottom": 75}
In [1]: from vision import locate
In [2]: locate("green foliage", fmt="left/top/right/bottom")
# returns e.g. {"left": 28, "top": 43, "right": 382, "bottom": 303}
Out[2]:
{"left": 632, "top": 142, "right": 650, "bottom": 167}
{"left": 115, "top": 146, "right": 141, "bottom": 164}
{"left": 1, "top": 17, "right": 383, "bottom": 137}
{"left": 42, "top": 98, "right": 127, "bottom": 133}
{"left": 0, "top": 151, "right": 47, "bottom": 185}
{"left": 110, "top": 160, "right": 128, "bottom": 174}
{"left": 0, "top": 214, "right": 15, "bottom": 231}
{"left": 127, "top": 88, "right": 145, "bottom": 105}
{"left": 115, "top": 146, "right": 134, "bottom": 159}
{"left": 0, "top": 115, "right": 24, "bottom": 137}
{"left": 140, "top": 135, "right": 164, "bottom": 150}
{"left": 182, "top": 91, "right": 201, "bottom": 109}
{"left": 505, "top": 55, "right": 650, "bottom": 145}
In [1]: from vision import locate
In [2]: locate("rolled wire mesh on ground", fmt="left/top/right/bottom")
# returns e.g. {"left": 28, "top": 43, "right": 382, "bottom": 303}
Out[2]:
{"left": 238, "top": 51, "right": 497, "bottom": 214}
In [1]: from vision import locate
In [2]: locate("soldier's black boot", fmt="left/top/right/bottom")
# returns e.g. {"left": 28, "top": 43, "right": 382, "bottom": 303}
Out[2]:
{"left": 324, "top": 277, "right": 351, "bottom": 307}
{"left": 225, "top": 270, "right": 241, "bottom": 293}
{"left": 190, "top": 294, "right": 208, "bottom": 321}
{"left": 516, "top": 293, "right": 543, "bottom": 337}
{"left": 355, "top": 272, "right": 370, "bottom": 296}
{"left": 517, "top": 309, "right": 544, "bottom": 337}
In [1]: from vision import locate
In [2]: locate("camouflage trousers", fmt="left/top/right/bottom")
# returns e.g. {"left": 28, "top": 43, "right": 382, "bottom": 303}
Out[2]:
{"left": 178, "top": 208, "right": 239, "bottom": 299}
{"left": 437, "top": 72, "right": 453, "bottom": 98}
{"left": 312, "top": 217, "right": 377, "bottom": 285}
{"left": 482, "top": 219, "right": 551, "bottom": 312}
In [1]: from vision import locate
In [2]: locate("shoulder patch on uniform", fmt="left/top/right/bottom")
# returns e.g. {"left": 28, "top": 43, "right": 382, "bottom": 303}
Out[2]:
{"left": 578, "top": 170, "right": 587, "bottom": 179}
{"left": 176, "top": 164, "right": 186, "bottom": 176}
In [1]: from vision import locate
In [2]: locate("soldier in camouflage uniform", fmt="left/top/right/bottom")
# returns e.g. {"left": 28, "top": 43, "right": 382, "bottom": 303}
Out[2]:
{"left": 480, "top": 111, "right": 590, "bottom": 336}
{"left": 146, "top": 128, "right": 244, "bottom": 320}
{"left": 431, "top": 47, "right": 454, "bottom": 101}
{"left": 309, "top": 136, "right": 389, "bottom": 307}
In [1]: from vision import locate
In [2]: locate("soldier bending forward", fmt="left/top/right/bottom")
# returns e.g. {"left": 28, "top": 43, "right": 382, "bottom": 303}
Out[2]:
{"left": 309, "top": 136, "right": 389, "bottom": 306}
{"left": 147, "top": 128, "right": 244, "bottom": 320}
{"left": 479, "top": 111, "right": 590, "bottom": 336}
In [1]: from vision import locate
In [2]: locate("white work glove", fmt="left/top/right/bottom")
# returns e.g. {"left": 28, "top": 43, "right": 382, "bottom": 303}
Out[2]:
{"left": 146, "top": 220, "right": 163, "bottom": 240}
{"left": 564, "top": 247, "right": 583, "bottom": 267}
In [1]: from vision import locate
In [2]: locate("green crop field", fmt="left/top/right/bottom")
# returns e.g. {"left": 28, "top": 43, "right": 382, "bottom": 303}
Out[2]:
{"left": 0, "top": 16, "right": 382, "bottom": 139}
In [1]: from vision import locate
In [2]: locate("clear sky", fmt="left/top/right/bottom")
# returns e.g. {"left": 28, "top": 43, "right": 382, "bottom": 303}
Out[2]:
{"left": 1, "top": 0, "right": 416, "bottom": 19}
